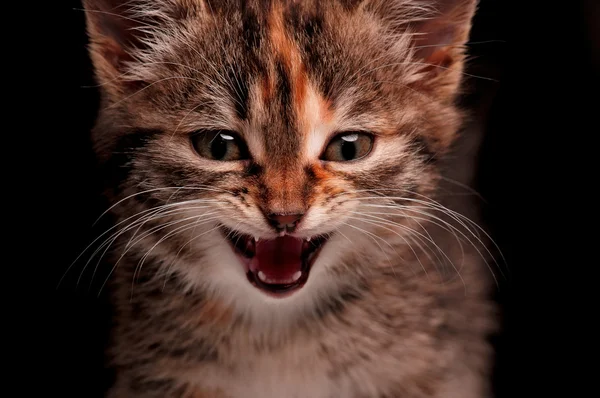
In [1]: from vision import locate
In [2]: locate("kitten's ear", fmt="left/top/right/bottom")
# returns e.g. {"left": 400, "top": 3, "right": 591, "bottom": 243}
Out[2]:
{"left": 372, "top": 0, "right": 478, "bottom": 96}
{"left": 412, "top": 1, "right": 476, "bottom": 63}
{"left": 82, "top": 0, "right": 157, "bottom": 96}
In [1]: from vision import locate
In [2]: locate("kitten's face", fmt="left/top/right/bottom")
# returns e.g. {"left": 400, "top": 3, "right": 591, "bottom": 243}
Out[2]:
{"left": 85, "top": 0, "right": 475, "bottom": 316}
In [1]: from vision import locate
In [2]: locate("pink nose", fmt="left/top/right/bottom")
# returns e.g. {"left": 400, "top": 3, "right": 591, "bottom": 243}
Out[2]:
{"left": 267, "top": 213, "right": 304, "bottom": 233}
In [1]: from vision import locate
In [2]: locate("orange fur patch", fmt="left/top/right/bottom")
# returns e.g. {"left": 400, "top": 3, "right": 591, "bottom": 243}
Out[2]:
{"left": 268, "top": 4, "right": 309, "bottom": 122}
{"left": 311, "top": 165, "right": 346, "bottom": 196}
{"left": 311, "top": 164, "right": 336, "bottom": 181}
{"left": 261, "top": 75, "right": 274, "bottom": 102}
{"left": 317, "top": 97, "right": 333, "bottom": 123}
{"left": 197, "top": 299, "right": 233, "bottom": 326}
{"left": 261, "top": 167, "right": 307, "bottom": 214}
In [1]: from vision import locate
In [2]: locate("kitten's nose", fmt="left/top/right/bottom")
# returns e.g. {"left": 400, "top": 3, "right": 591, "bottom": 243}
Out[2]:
{"left": 267, "top": 213, "right": 304, "bottom": 233}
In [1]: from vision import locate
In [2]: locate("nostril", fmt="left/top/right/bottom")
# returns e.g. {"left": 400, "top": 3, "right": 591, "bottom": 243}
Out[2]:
{"left": 267, "top": 213, "right": 304, "bottom": 232}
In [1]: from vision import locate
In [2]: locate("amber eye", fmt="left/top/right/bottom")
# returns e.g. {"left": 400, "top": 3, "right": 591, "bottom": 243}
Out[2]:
{"left": 192, "top": 130, "right": 249, "bottom": 161}
{"left": 321, "top": 132, "right": 374, "bottom": 162}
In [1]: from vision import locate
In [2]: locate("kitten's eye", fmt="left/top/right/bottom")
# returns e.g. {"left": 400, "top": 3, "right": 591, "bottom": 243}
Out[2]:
{"left": 321, "top": 132, "right": 374, "bottom": 162}
{"left": 191, "top": 130, "right": 249, "bottom": 161}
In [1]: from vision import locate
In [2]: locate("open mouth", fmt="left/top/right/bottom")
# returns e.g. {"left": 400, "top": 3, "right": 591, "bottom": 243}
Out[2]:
{"left": 220, "top": 227, "right": 330, "bottom": 297}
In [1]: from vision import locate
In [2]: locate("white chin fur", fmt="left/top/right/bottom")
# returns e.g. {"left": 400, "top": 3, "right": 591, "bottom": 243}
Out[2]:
{"left": 176, "top": 228, "right": 359, "bottom": 327}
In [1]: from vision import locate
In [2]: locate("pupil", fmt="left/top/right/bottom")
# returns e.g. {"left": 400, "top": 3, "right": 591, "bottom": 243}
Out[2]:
{"left": 211, "top": 138, "right": 228, "bottom": 160}
{"left": 341, "top": 141, "right": 356, "bottom": 160}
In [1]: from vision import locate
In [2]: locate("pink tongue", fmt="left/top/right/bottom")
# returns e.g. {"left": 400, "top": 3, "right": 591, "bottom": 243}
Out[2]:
{"left": 250, "top": 236, "right": 303, "bottom": 282}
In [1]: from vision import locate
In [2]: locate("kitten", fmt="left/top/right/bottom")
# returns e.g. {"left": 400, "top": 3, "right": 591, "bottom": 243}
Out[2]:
{"left": 82, "top": 0, "right": 497, "bottom": 397}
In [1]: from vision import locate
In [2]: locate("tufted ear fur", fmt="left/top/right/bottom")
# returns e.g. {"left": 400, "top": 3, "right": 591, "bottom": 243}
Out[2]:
{"left": 83, "top": 0, "right": 144, "bottom": 96}
{"left": 82, "top": 0, "right": 199, "bottom": 98}
{"left": 367, "top": 0, "right": 478, "bottom": 97}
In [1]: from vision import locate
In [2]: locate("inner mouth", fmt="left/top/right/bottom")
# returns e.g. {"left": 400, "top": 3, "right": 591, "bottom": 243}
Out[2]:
{"left": 220, "top": 227, "right": 330, "bottom": 297}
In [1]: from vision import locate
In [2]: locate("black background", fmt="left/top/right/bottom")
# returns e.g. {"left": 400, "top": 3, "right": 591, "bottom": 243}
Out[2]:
{"left": 17, "top": 0, "right": 598, "bottom": 396}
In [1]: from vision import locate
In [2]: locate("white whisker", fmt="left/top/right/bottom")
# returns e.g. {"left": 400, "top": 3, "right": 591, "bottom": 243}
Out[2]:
{"left": 347, "top": 214, "right": 466, "bottom": 291}
{"left": 84, "top": 205, "right": 226, "bottom": 290}
{"left": 340, "top": 221, "right": 397, "bottom": 277}
{"left": 130, "top": 214, "right": 223, "bottom": 299}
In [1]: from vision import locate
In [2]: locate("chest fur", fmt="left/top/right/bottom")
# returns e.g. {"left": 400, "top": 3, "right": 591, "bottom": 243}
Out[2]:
{"left": 189, "top": 347, "right": 392, "bottom": 398}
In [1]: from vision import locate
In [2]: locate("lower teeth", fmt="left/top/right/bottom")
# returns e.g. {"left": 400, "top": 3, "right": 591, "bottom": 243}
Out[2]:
{"left": 258, "top": 271, "right": 268, "bottom": 282}
{"left": 292, "top": 271, "right": 302, "bottom": 281}
{"left": 256, "top": 270, "right": 302, "bottom": 284}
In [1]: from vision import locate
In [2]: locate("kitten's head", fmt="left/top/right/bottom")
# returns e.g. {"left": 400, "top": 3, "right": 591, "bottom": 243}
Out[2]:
{"left": 84, "top": 0, "right": 477, "bottom": 319}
